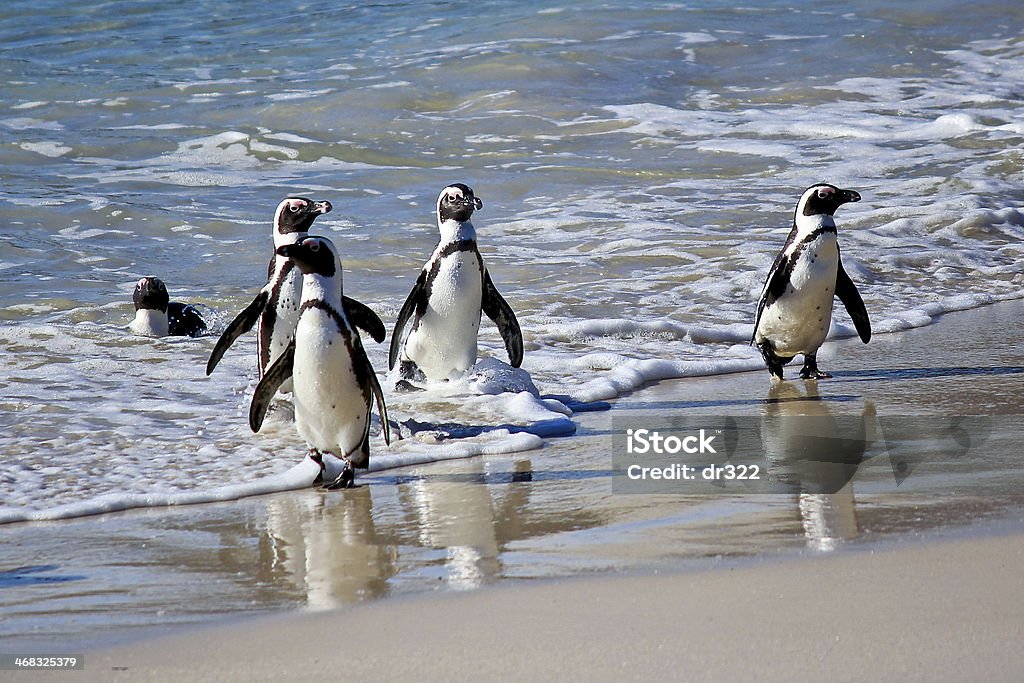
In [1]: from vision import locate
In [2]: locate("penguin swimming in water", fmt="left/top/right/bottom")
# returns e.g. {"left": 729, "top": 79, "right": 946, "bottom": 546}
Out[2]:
{"left": 129, "top": 276, "right": 207, "bottom": 338}
{"left": 389, "top": 183, "right": 523, "bottom": 386}
{"left": 206, "top": 197, "right": 386, "bottom": 384}
{"left": 752, "top": 183, "right": 871, "bottom": 380}
{"left": 249, "top": 235, "right": 391, "bottom": 489}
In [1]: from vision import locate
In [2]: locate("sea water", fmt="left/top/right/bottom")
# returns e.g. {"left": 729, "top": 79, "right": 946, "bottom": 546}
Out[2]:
{"left": 1, "top": 2, "right": 1023, "bottom": 519}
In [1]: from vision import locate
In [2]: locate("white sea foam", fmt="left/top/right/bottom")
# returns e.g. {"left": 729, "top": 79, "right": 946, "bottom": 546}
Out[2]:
{"left": 19, "top": 141, "right": 71, "bottom": 157}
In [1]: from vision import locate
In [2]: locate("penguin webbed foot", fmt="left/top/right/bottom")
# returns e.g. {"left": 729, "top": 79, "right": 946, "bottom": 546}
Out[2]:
{"left": 394, "top": 379, "right": 426, "bottom": 393}
{"left": 395, "top": 360, "right": 427, "bottom": 392}
{"left": 309, "top": 450, "right": 326, "bottom": 485}
{"left": 323, "top": 461, "right": 356, "bottom": 490}
{"left": 757, "top": 341, "right": 789, "bottom": 380}
{"left": 798, "top": 355, "right": 832, "bottom": 380}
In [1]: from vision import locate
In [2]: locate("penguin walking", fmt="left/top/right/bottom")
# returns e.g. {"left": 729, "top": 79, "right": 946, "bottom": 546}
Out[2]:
{"left": 249, "top": 235, "right": 391, "bottom": 489}
{"left": 389, "top": 184, "right": 523, "bottom": 386}
{"left": 206, "top": 197, "right": 385, "bottom": 384}
{"left": 752, "top": 183, "right": 871, "bottom": 380}
{"left": 129, "top": 276, "right": 207, "bottom": 338}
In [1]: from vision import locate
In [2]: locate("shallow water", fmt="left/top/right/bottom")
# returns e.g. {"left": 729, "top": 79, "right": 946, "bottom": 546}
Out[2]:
{"left": 3, "top": 0, "right": 1023, "bottom": 519}
{"left": 1, "top": 0, "right": 1024, "bottom": 650}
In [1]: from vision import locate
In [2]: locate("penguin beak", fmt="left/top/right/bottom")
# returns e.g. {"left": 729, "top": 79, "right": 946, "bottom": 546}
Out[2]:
{"left": 277, "top": 244, "right": 297, "bottom": 258}
{"left": 840, "top": 190, "right": 861, "bottom": 204}
{"left": 452, "top": 196, "right": 482, "bottom": 211}
{"left": 311, "top": 200, "right": 332, "bottom": 215}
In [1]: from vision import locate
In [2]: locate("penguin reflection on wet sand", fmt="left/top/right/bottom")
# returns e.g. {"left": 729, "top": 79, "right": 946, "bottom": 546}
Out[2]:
{"left": 249, "top": 235, "right": 390, "bottom": 490}
{"left": 752, "top": 184, "right": 872, "bottom": 380}
{"left": 129, "top": 277, "right": 207, "bottom": 338}
{"left": 389, "top": 184, "right": 523, "bottom": 389}
{"left": 206, "top": 197, "right": 385, "bottom": 387}
{"left": 761, "top": 382, "right": 877, "bottom": 551}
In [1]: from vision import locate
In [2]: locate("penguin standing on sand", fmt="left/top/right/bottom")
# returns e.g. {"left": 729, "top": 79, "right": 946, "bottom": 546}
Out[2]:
{"left": 129, "top": 276, "right": 207, "bottom": 338}
{"left": 206, "top": 197, "right": 385, "bottom": 385}
{"left": 389, "top": 183, "right": 523, "bottom": 386}
{"left": 249, "top": 235, "right": 390, "bottom": 489}
{"left": 752, "top": 183, "right": 871, "bottom": 380}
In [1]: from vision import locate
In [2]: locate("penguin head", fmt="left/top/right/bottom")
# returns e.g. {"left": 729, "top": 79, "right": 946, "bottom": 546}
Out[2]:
{"left": 277, "top": 235, "right": 339, "bottom": 278}
{"left": 798, "top": 184, "right": 861, "bottom": 218}
{"left": 273, "top": 197, "right": 333, "bottom": 237}
{"left": 133, "top": 277, "right": 170, "bottom": 313}
{"left": 436, "top": 183, "right": 483, "bottom": 223}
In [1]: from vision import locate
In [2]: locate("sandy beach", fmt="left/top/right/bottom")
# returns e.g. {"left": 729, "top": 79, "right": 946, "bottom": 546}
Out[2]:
{"left": 68, "top": 530, "right": 1024, "bottom": 683}
{"left": 7, "top": 299, "right": 1024, "bottom": 682}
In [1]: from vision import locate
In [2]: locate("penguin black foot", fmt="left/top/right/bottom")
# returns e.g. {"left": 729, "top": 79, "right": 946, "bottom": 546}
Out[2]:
{"left": 799, "top": 354, "right": 832, "bottom": 380}
{"left": 323, "top": 461, "right": 356, "bottom": 490}
{"left": 757, "top": 342, "right": 790, "bottom": 380}
{"left": 309, "top": 450, "right": 326, "bottom": 485}
{"left": 394, "top": 379, "right": 426, "bottom": 393}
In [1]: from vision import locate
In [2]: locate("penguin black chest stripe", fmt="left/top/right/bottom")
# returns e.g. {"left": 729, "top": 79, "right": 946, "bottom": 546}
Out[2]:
{"left": 418, "top": 239, "right": 482, "bottom": 317}
{"left": 298, "top": 299, "right": 372, "bottom": 399}
{"left": 790, "top": 225, "right": 836, "bottom": 261}
{"left": 767, "top": 225, "right": 838, "bottom": 304}
{"left": 298, "top": 299, "right": 352, "bottom": 337}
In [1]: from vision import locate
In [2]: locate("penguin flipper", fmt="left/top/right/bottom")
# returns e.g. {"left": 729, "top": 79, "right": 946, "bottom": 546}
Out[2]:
{"left": 249, "top": 340, "right": 295, "bottom": 432}
{"left": 364, "top": 358, "right": 391, "bottom": 446}
{"left": 482, "top": 270, "right": 524, "bottom": 368}
{"left": 206, "top": 289, "right": 270, "bottom": 375}
{"left": 342, "top": 296, "right": 386, "bottom": 344}
{"left": 752, "top": 251, "right": 794, "bottom": 344}
{"left": 835, "top": 260, "right": 871, "bottom": 344}
{"left": 389, "top": 270, "right": 428, "bottom": 370}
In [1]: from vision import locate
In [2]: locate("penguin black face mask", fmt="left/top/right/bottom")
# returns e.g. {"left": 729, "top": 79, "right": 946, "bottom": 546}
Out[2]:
{"left": 438, "top": 184, "right": 483, "bottom": 223}
{"left": 801, "top": 184, "right": 861, "bottom": 217}
{"left": 277, "top": 197, "right": 333, "bottom": 234}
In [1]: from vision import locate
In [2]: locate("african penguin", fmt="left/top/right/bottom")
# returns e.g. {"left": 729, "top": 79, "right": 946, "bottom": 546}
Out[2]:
{"left": 389, "top": 183, "right": 523, "bottom": 386}
{"left": 752, "top": 183, "right": 871, "bottom": 380}
{"left": 249, "top": 235, "right": 391, "bottom": 489}
{"left": 129, "top": 277, "right": 207, "bottom": 338}
{"left": 206, "top": 197, "right": 386, "bottom": 385}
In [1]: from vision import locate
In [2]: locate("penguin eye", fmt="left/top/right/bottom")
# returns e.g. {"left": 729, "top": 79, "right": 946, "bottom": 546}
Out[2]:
{"left": 816, "top": 188, "right": 833, "bottom": 199}
{"left": 308, "top": 241, "right": 321, "bottom": 252}
{"left": 289, "top": 204, "right": 301, "bottom": 213}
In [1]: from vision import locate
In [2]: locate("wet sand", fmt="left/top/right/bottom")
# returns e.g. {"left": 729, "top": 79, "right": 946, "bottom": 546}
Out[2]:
{"left": 8, "top": 299, "right": 1024, "bottom": 681}
{"left": 72, "top": 530, "right": 1024, "bottom": 682}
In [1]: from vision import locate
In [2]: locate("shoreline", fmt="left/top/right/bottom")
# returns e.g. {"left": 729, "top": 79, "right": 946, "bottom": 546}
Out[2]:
{"left": 5, "top": 298, "right": 1024, "bottom": 681}
{"left": 22, "top": 524, "right": 1024, "bottom": 682}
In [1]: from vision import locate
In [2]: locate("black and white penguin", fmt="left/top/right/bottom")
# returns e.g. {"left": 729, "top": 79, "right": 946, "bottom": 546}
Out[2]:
{"left": 249, "top": 235, "right": 391, "bottom": 489}
{"left": 206, "top": 197, "right": 386, "bottom": 382}
{"left": 752, "top": 183, "right": 871, "bottom": 380}
{"left": 129, "top": 276, "right": 207, "bottom": 338}
{"left": 389, "top": 183, "right": 523, "bottom": 385}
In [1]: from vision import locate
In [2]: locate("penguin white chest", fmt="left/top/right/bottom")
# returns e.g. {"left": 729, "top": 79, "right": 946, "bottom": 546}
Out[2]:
{"left": 291, "top": 312, "right": 368, "bottom": 458}
{"left": 405, "top": 254, "right": 483, "bottom": 380}
{"left": 758, "top": 234, "right": 840, "bottom": 357}
{"left": 129, "top": 309, "right": 168, "bottom": 337}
